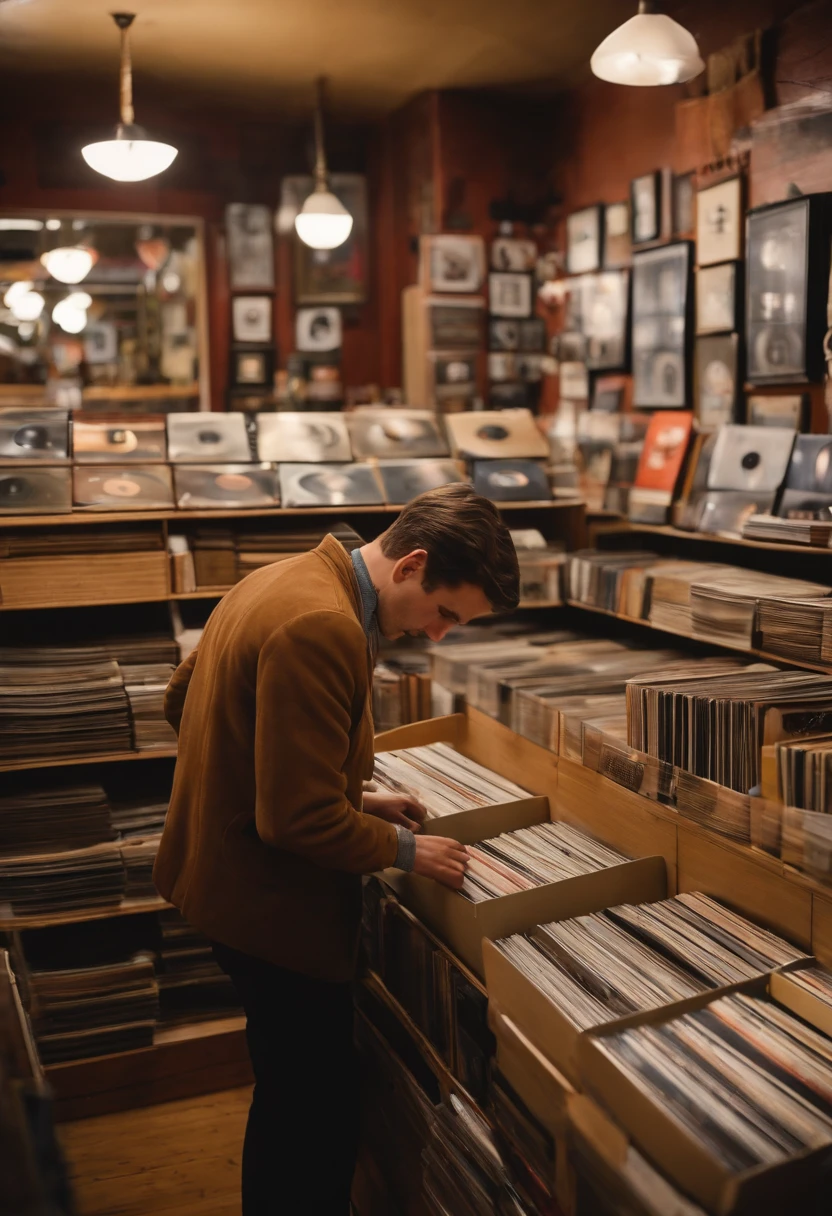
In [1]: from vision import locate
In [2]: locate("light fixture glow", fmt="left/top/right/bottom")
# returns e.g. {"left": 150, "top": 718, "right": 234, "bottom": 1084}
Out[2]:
{"left": 45, "top": 218, "right": 62, "bottom": 231}
{"left": 81, "top": 14, "right": 178, "bottom": 183}
{"left": 66, "top": 291, "right": 93, "bottom": 310}
{"left": 590, "top": 1, "right": 704, "bottom": 87}
{"left": 0, "top": 219, "right": 44, "bottom": 231}
{"left": 8, "top": 289, "right": 45, "bottom": 322}
{"left": 40, "top": 246, "right": 96, "bottom": 285}
{"left": 294, "top": 77, "right": 353, "bottom": 251}
{"left": 52, "top": 297, "right": 89, "bottom": 334}
{"left": 4, "top": 281, "right": 34, "bottom": 308}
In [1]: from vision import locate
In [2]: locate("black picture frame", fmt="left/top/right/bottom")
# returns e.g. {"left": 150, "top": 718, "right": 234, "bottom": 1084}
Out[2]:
{"left": 231, "top": 345, "right": 275, "bottom": 389}
{"left": 630, "top": 171, "right": 662, "bottom": 245}
{"left": 631, "top": 241, "right": 693, "bottom": 409}
{"left": 694, "top": 333, "right": 740, "bottom": 429}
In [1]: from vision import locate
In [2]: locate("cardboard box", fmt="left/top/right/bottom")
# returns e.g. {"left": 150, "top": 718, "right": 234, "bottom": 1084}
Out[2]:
{"left": 769, "top": 968, "right": 832, "bottom": 1039}
{"left": 488, "top": 1004, "right": 575, "bottom": 1136}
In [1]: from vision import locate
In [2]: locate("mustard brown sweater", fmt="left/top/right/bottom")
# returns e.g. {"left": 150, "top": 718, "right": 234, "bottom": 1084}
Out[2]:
{"left": 153, "top": 534, "right": 398, "bottom": 981}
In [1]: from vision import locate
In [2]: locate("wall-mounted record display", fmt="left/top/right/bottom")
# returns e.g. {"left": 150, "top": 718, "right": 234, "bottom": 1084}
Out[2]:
{"left": 472, "top": 458, "right": 551, "bottom": 502}
{"left": 375, "top": 459, "right": 465, "bottom": 504}
{"left": 445, "top": 409, "right": 548, "bottom": 460}
{"left": 746, "top": 393, "right": 810, "bottom": 430}
{"left": 694, "top": 334, "right": 740, "bottom": 429}
{"left": 256, "top": 412, "right": 352, "bottom": 463}
{"left": 707, "top": 424, "right": 796, "bottom": 492}
{"left": 73, "top": 465, "right": 175, "bottom": 511}
{"left": 0, "top": 466, "right": 72, "bottom": 513}
{"left": 72, "top": 415, "right": 167, "bottom": 463}
{"left": 346, "top": 410, "right": 449, "bottom": 459}
{"left": 631, "top": 242, "right": 692, "bottom": 408}
{"left": 0, "top": 409, "right": 69, "bottom": 462}
{"left": 746, "top": 193, "right": 832, "bottom": 384}
{"left": 278, "top": 462, "right": 384, "bottom": 508}
{"left": 167, "top": 412, "right": 251, "bottom": 463}
{"left": 173, "top": 464, "right": 280, "bottom": 510}
{"left": 777, "top": 434, "right": 832, "bottom": 519}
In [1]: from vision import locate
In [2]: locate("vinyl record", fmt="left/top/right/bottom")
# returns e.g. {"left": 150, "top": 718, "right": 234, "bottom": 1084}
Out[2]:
{"left": 0, "top": 466, "right": 72, "bottom": 513}
{"left": 72, "top": 415, "right": 167, "bottom": 463}
{"left": 278, "top": 462, "right": 384, "bottom": 507}
{"left": 347, "top": 410, "right": 449, "bottom": 459}
{"left": 0, "top": 409, "right": 70, "bottom": 461}
{"left": 173, "top": 464, "right": 279, "bottom": 509}
{"left": 782, "top": 435, "right": 832, "bottom": 494}
{"left": 256, "top": 413, "right": 352, "bottom": 463}
{"left": 376, "top": 459, "right": 464, "bottom": 504}
{"left": 707, "top": 425, "right": 796, "bottom": 493}
{"left": 167, "top": 412, "right": 251, "bottom": 463}
{"left": 445, "top": 409, "right": 548, "bottom": 460}
{"left": 472, "top": 459, "right": 551, "bottom": 502}
{"left": 73, "top": 465, "right": 175, "bottom": 510}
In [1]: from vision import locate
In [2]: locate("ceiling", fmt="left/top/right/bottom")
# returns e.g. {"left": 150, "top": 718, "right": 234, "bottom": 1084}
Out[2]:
{"left": 0, "top": 0, "right": 629, "bottom": 117}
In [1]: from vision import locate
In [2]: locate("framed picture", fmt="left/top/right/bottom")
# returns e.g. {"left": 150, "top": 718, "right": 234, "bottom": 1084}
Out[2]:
{"left": 231, "top": 346, "right": 274, "bottom": 388}
{"left": 488, "top": 382, "right": 529, "bottom": 409}
{"left": 226, "top": 204, "right": 275, "bottom": 291}
{"left": 566, "top": 205, "right": 603, "bottom": 274}
{"left": 592, "top": 375, "right": 626, "bottom": 413}
{"left": 295, "top": 307, "right": 342, "bottom": 353}
{"left": 518, "top": 318, "right": 547, "bottom": 353}
{"left": 489, "top": 272, "right": 533, "bottom": 318}
{"left": 232, "top": 296, "right": 273, "bottom": 344}
{"left": 560, "top": 361, "right": 589, "bottom": 401}
{"left": 603, "top": 202, "right": 631, "bottom": 269}
{"left": 630, "top": 172, "right": 662, "bottom": 245}
{"left": 491, "top": 238, "right": 537, "bottom": 272}
{"left": 695, "top": 262, "right": 740, "bottom": 335}
{"left": 421, "top": 235, "right": 485, "bottom": 293}
{"left": 672, "top": 173, "right": 695, "bottom": 238}
{"left": 489, "top": 319, "right": 520, "bottom": 351}
{"left": 631, "top": 242, "right": 692, "bottom": 409}
{"left": 488, "top": 352, "right": 516, "bottom": 382}
{"left": 280, "top": 174, "right": 369, "bottom": 305}
{"left": 695, "top": 333, "right": 740, "bottom": 429}
{"left": 516, "top": 354, "right": 544, "bottom": 382}
{"left": 746, "top": 393, "right": 810, "bottom": 429}
{"left": 696, "top": 177, "right": 743, "bottom": 266}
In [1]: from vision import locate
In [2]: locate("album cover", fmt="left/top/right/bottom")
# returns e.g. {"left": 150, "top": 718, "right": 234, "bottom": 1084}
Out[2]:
{"left": 518, "top": 318, "right": 547, "bottom": 353}
{"left": 278, "top": 462, "right": 384, "bottom": 507}
{"left": 295, "top": 307, "right": 342, "bottom": 353}
{"left": 472, "top": 459, "right": 551, "bottom": 502}
{"left": 707, "top": 424, "right": 796, "bottom": 492}
{"left": 232, "top": 296, "right": 272, "bottom": 344}
{"left": 0, "top": 466, "right": 72, "bottom": 513}
{"left": 488, "top": 383, "right": 529, "bottom": 410}
{"left": 674, "top": 431, "right": 718, "bottom": 529}
{"left": 0, "top": 409, "right": 69, "bottom": 461}
{"left": 73, "top": 465, "right": 175, "bottom": 511}
{"left": 231, "top": 346, "right": 274, "bottom": 389}
{"left": 604, "top": 202, "right": 631, "bottom": 269}
{"left": 488, "top": 273, "right": 533, "bottom": 318}
{"left": 488, "top": 352, "right": 516, "bottom": 382}
{"left": 427, "top": 297, "right": 485, "bottom": 349}
{"left": 256, "top": 412, "right": 352, "bottom": 462}
{"left": 375, "top": 459, "right": 465, "bottom": 504}
{"left": 173, "top": 464, "right": 280, "bottom": 510}
{"left": 777, "top": 434, "right": 832, "bottom": 519}
{"left": 167, "top": 412, "right": 252, "bottom": 463}
{"left": 72, "top": 415, "right": 168, "bottom": 463}
{"left": 696, "top": 177, "right": 742, "bottom": 265}
{"left": 694, "top": 489, "right": 776, "bottom": 535}
{"left": 491, "top": 238, "right": 537, "bottom": 273}
{"left": 421, "top": 235, "right": 486, "bottom": 293}
{"left": 695, "top": 262, "right": 740, "bottom": 335}
{"left": 225, "top": 203, "right": 275, "bottom": 291}
{"left": 746, "top": 393, "right": 810, "bottom": 430}
{"left": 592, "top": 375, "right": 626, "bottom": 413}
{"left": 347, "top": 410, "right": 449, "bottom": 459}
{"left": 428, "top": 353, "right": 477, "bottom": 406}
{"left": 633, "top": 411, "right": 694, "bottom": 492}
{"left": 489, "top": 319, "right": 520, "bottom": 351}
{"left": 630, "top": 171, "right": 662, "bottom": 245}
{"left": 566, "top": 205, "right": 603, "bottom": 274}
{"left": 631, "top": 243, "right": 692, "bottom": 408}
{"left": 445, "top": 409, "right": 548, "bottom": 460}
{"left": 694, "top": 333, "right": 740, "bottom": 429}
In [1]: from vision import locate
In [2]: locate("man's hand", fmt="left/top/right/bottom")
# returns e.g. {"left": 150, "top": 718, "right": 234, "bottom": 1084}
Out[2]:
{"left": 363, "top": 790, "right": 427, "bottom": 833}
{"left": 412, "top": 835, "right": 468, "bottom": 890}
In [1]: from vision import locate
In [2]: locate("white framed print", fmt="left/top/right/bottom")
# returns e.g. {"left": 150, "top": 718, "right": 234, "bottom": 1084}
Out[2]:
{"left": 295, "top": 307, "right": 342, "bottom": 353}
{"left": 696, "top": 177, "right": 743, "bottom": 266}
{"left": 232, "top": 296, "right": 273, "bottom": 344}
{"left": 489, "top": 272, "right": 533, "bottom": 318}
{"left": 421, "top": 235, "right": 486, "bottom": 293}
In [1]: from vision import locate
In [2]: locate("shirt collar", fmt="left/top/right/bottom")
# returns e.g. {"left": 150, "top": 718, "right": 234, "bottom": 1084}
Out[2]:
{"left": 350, "top": 546, "right": 379, "bottom": 656}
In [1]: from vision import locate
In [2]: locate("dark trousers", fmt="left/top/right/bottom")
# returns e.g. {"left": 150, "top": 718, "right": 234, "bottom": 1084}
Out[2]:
{"left": 211, "top": 940, "right": 359, "bottom": 1216}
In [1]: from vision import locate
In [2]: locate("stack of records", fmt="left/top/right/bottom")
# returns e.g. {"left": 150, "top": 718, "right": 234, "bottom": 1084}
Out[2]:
{"left": 189, "top": 528, "right": 236, "bottom": 588}
{"left": 233, "top": 521, "right": 363, "bottom": 579}
{"left": 743, "top": 514, "right": 832, "bottom": 547}
{"left": 382, "top": 901, "right": 453, "bottom": 1061}
{"left": 512, "top": 533, "right": 565, "bottom": 604}
{"left": 770, "top": 733, "right": 832, "bottom": 810}
{"left": 488, "top": 1064, "right": 557, "bottom": 1216}
{"left": 688, "top": 572, "right": 831, "bottom": 647}
{"left": 109, "top": 796, "right": 168, "bottom": 839}
{"left": 757, "top": 596, "right": 832, "bottom": 665}
{"left": 373, "top": 743, "right": 530, "bottom": 820}
{"left": 777, "top": 964, "right": 832, "bottom": 1018}
{"left": 26, "top": 951, "right": 158, "bottom": 1063}
{"left": 372, "top": 650, "right": 432, "bottom": 734}
{"left": 429, "top": 628, "right": 579, "bottom": 698}
{"left": 567, "top": 550, "right": 662, "bottom": 617}
{"left": 423, "top": 1093, "right": 516, "bottom": 1216}
{"left": 495, "top": 893, "right": 807, "bottom": 1031}
{"left": 0, "top": 842, "right": 126, "bottom": 916}
{"left": 0, "top": 633, "right": 177, "bottom": 665}
{"left": 0, "top": 781, "right": 114, "bottom": 855}
{"left": 461, "top": 823, "right": 627, "bottom": 903}
{"left": 121, "top": 664, "right": 177, "bottom": 750}
{"left": 156, "top": 908, "right": 240, "bottom": 1024}
{"left": 120, "top": 839, "right": 160, "bottom": 898}
{"left": 645, "top": 561, "right": 738, "bottom": 635}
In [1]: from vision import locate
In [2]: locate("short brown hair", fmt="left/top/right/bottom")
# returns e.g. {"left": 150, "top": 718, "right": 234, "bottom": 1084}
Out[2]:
{"left": 379, "top": 483, "right": 520, "bottom": 612}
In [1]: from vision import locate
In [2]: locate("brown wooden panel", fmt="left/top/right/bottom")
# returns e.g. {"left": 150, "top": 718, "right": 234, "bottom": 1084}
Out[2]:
{"left": 461, "top": 707, "right": 558, "bottom": 799}
{"left": 812, "top": 892, "right": 832, "bottom": 968}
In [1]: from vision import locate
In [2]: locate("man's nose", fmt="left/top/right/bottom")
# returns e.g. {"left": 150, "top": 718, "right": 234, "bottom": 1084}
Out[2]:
{"left": 425, "top": 621, "right": 452, "bottom": 642}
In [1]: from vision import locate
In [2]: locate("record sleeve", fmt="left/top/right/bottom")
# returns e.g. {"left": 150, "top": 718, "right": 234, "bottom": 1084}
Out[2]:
{"left": 0, "top": 466, "right": 72, "bottom": 513}
{"left": 375, "top": 459, "right": 465, "bottom": 504}
{"left": 445, "top": 410, "right": 549, "bottom": 460}
{"left": 173, "top": 463, "right": 280, "bottom": 510}
{"left": 707, "top": 424, "right": 796, "bottom": 493}
{"left": 0, "top": 408, "right": 69, "bottom": 462}
{"left": 472, "top": 459, "right": 551, "bottom": 502}
{"left": 694, "top": 334, "right": 739, "bottom": 429}
{"left": 167, "top": 412, "right": 251, "bottom": 463}
{"left": 256, "top": 412, "right": 352, "bottom": 462}
{"left": 692, "top": 489, "right": 776, "bottom": 535}
{"left": 347, "top": 410, "right": 449, "bottom": 459}
{"left": 746, "top": 394, "right": 809, "bottom": 430}
{"left": 777, "top": 434, "right": 832, "bottom": 519}
{"left": 72, "top": 415, "right": 168, "bottom": 463}
{"left": 278, "top": 462, "right": 385, "bottom": 507}
{"left": 633, "top": 412, "right": 693, "bottom": 492}
{"left": 73, "top": 465, "right": 175, "bottom": 511}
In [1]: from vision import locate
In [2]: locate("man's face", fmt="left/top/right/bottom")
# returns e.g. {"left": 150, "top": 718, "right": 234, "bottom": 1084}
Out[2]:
{"left": 376, "top": 549, "right": 492, "bottom": 642}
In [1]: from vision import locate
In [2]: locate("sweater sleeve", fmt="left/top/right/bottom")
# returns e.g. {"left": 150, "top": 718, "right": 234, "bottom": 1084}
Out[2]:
{"left": 164, "top": 648, "right": 199, "bottom": 736}
{"left": 254, "top": 610, "right": 398, "bottom": 873}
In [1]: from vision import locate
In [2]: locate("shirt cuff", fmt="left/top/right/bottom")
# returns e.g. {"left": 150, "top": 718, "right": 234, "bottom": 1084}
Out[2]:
{"left": 394, "top": 825, "right": 416, "bottom": 872}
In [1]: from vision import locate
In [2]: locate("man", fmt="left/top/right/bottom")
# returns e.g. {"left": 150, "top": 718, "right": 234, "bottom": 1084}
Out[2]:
{"left": 153, "top": 483, "right": 520, "bottom": 1215}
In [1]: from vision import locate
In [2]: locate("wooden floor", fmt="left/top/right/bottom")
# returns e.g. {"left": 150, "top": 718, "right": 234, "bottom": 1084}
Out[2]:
{"left": 59, "top": 1087, "right": 251, "bottom": 1216}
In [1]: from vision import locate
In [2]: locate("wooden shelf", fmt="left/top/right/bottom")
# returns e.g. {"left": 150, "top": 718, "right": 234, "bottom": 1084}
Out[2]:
{"left": 0, "top": 895, "right": 171, "bottom": 933}
{"left": 0, "top": 747, "right": 177, "bottom": 775}
{"left": 81, "top": 383, "right": 199, "bottom": 401}
{"left": 591, "top": 519, "right": 832, "bottom": 557}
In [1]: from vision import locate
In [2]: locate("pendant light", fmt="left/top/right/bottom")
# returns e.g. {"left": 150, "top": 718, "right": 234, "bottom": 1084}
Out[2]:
{"left": 294, "top": 78, "right": 353, "bottom": 251}
{"left": 591, "top": 2, "right": 704, "bottom": 87}
{"left": 82, "top": 13, "right": 178, "bottom": 183}
{"left": 4, "top": 282, "right": 45, "bottom": 322}
{"left": 40, "top": 245, "right": 97, "bottom": 285}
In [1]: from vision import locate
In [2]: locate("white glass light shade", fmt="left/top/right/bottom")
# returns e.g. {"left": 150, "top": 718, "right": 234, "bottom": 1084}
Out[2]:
{"left": 591, "top": 10, "right": 704, "bottom": 86}
{"left": 40, "top": 246, "right": 96, "bottom": 285}
{"left": 294, "top": 190, "right": 353, "bottom": 250}
{"left": 4, "top": 281, "right": 33, "bottom": 308}
{"left": 52, "top": 297, "right": 89, "bottom": 334}
{"left": 82, "top": 135, "right": 178, "bottom": 182}
{"left": 7, "top": 288, "right": 45, "bottom": 322}
{"left": 66, "top": 291, "right": 92, "bottom": 310}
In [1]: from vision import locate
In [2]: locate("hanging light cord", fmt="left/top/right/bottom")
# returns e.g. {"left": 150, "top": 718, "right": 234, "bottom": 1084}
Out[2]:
{"left": 113, "top": 13, "right": 137, "bottom": 127}
{"left": 313, "top": 76, "right": 328, "bottom": 191}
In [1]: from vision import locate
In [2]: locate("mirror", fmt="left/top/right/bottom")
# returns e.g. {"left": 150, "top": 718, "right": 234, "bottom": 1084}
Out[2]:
{"left": 0, "top": 212, "right": 208, "bottom": 413}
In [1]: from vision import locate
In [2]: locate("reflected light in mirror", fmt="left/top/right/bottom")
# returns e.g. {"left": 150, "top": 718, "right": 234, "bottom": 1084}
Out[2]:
{"left": 40, "top": 246, "right": 97, "bottom": 285}
{"left": 52, "top": 297, "right": 89, "bottom": 334}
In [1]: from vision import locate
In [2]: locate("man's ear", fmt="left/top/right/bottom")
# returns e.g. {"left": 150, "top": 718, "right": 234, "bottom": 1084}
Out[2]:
{"left": 393, "top": 548, "right": 428, "bottom": 582}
